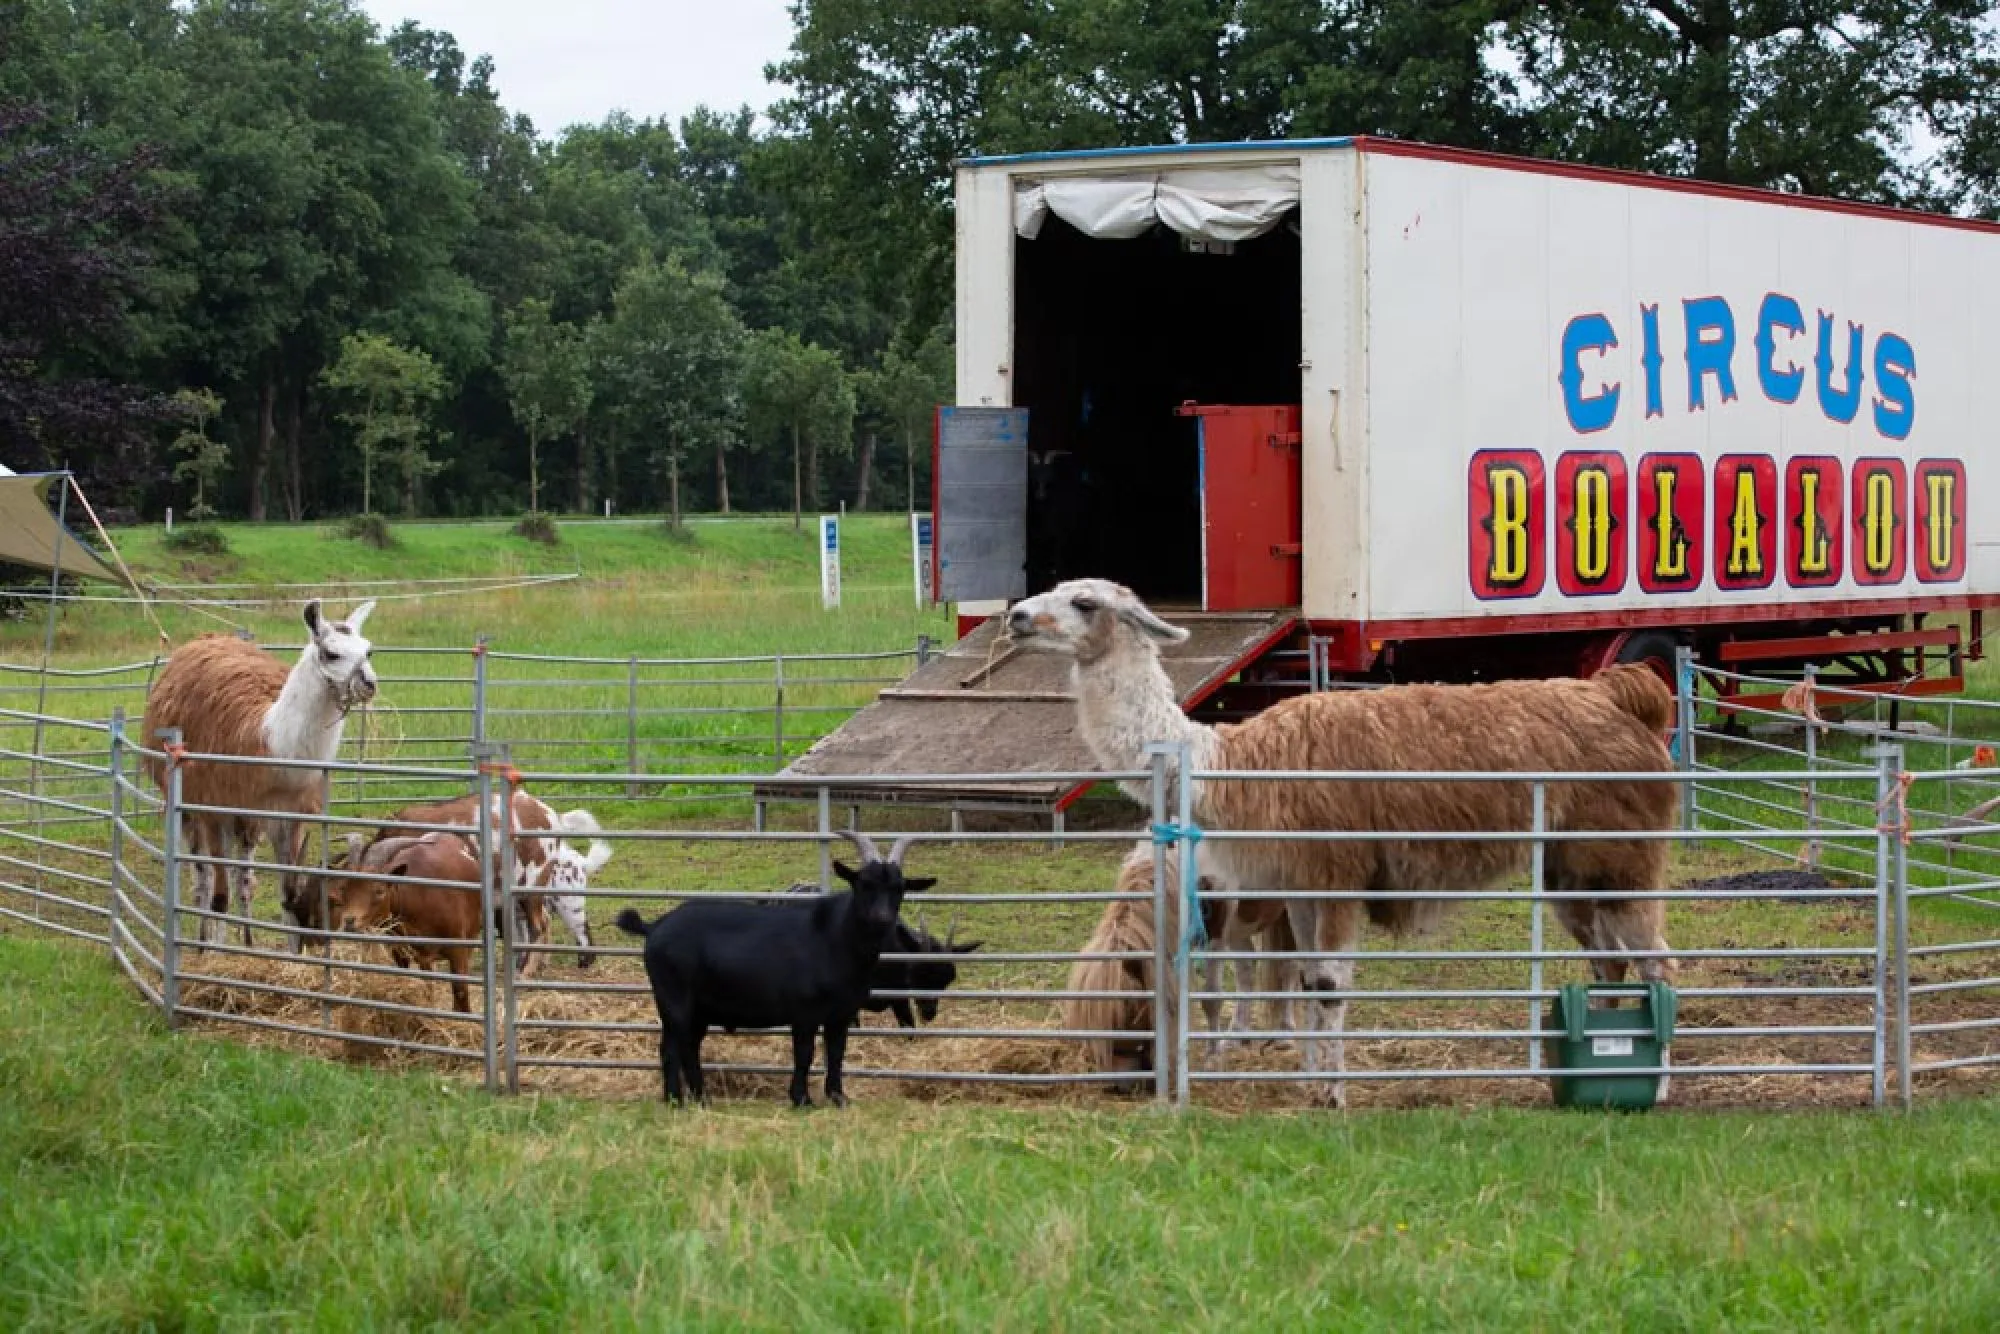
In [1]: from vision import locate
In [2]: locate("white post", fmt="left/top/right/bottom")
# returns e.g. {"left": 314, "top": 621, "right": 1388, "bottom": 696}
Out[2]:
{"left": 819, "top": 514, "right": 841, "bottom": 610}
{"left": 165, "top": 506, "right": 174, "bottom": 533}
{"left": 911, "top": 512, "right": 934, "bottom": 608}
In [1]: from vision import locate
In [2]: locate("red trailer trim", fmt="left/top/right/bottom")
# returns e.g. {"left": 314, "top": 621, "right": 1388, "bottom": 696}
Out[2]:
{"left": 1343, "top": 592, "right": 2000, "bottom": 644}
{"left": 1354, "top": 137, "right": 2000, "bottom": 238}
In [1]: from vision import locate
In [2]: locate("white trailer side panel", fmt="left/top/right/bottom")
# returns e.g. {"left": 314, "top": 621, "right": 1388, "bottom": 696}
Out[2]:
{"left": 1361, "top": 149, "right": 1994, "bottom": 624}
{"left": 1298, "top": 148, "right": 1365, "bottom": 619}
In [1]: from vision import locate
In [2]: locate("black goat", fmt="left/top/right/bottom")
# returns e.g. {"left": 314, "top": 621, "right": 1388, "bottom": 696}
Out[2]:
{"left": 777, "top": 884, "right": 982, "bottom": 1028}
{"left": 614, "top": 832, "right": 935, "bottom": 1107}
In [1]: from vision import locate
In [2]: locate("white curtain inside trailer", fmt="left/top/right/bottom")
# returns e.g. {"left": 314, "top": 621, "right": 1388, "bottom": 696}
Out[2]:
{"left": 1013, "top": 164, "right": 1300, "bottom": 243}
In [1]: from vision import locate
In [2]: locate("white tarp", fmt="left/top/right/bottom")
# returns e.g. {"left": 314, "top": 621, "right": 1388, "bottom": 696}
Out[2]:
{"left": 0, "top": 471, "right": 130, "bottom": 585}
{"left": 1013, "top": 164, "right": 1300, "bottom": 242}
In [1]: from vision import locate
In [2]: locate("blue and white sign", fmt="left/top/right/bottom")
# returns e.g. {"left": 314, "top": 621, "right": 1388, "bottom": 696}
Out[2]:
{"left": 911, "top": 512, "right": 934, "bottom": 607}
{"left": 819, "top": 514, "right": 841, "bottom": 610}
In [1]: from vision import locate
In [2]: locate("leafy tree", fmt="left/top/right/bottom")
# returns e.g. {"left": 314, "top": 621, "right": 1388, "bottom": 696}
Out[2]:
{"left": 169, "top": 388, "right": 229, "bottom": 521}
{"left": 862, "top": 329, "right": 953, "bottom": 514}
{"left": 598, "top": 258, "right": 745, "bottom": 529}
{"left": 0, "top": 101, "right": 176, "bottom": 503}
{"left": 321, "top": 333, "right": 445, "bottom": 517}
{"left": 500, "top": 299, "right": 592, "bottom": 514}
{"left": 741, "top": 328, "right": 855, "bottom": 530}
{"left": 1500, "top": 2, "right": 2000, "bottom": 207}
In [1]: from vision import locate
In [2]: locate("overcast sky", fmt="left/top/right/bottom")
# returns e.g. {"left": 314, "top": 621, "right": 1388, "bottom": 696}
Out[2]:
{"left": 357, "top": 0, "right": 795, "bottom": 137}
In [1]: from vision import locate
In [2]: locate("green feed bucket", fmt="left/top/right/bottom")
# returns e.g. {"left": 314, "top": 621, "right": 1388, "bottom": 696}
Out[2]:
{"left": 1544, "top": 981, "right": 1678, "bottom": 1111}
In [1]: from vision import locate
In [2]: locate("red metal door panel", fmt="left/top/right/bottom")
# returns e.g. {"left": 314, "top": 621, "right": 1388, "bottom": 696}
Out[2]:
{"left": 1187, "top": 404, "right": 1303, "bottom": 611}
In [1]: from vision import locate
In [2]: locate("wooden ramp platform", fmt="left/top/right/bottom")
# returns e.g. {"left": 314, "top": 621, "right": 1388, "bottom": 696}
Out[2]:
{"left": 756, "top": 611, "right": 1297, "bottom": 815}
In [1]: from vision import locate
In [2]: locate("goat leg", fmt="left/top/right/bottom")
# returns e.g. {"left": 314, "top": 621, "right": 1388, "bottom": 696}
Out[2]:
{"left": 822, "top": 1019, "right": 851, "bottom": 1108}
{"left": 788, "top": 1024, "right": 817, "bottom": 1108}
{"left": 660, "top": 1029, "right": 684, "bottom": 1105}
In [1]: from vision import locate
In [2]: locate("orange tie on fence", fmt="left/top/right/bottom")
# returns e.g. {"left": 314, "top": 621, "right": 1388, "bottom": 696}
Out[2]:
{"left": 1875, "top": 770, "right": 1915, "bottom": 847}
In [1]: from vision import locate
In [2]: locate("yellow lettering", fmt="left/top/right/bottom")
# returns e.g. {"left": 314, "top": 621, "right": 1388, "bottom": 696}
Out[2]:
{"left": 1489, "top": 468, "right": 1531, "bottom": 585}
{"left": 1728, "top": 469, "right": 1764, "bottom": 576}
{"left": 1862, "top": 471, "right": 1896, "bottom": 575}
{"left": 1797, "top": 469, "right": 1829, "bottom": 575}
{"left": 1926, "top": 470, "right": 1958, "bottom": 571}
{"left": 1652, "top": 468, "right": 1687, "bottom": 580}
{"left": 1574, "top": 468, "right": 1611, "bottom": 582}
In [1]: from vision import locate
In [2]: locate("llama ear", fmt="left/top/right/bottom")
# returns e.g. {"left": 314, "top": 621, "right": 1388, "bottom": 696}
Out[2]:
{"left": 303, "top": 600, "right": 326, "bottom": 639}
{"left": 346, "top": 600, "right": 376, "bottom": 634}
{"left": 1117, "top": 601, "right": 1190, "bottom": 644}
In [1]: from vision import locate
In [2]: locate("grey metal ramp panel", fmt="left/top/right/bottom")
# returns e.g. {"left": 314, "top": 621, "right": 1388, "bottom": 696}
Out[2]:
{"left": 765, "top": 610, "right": 1294, "bottom": 801}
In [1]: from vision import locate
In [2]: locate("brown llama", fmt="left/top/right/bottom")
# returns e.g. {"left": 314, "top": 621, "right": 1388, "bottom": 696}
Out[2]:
{"left": 1064, "top": 841, "right": 1297, "bottom": 1082}
{"left": 1009, "top": 578, "right": 1678, "bottom": 1108}
{"left": 141, "top": 601, "right": 377, "bottom": 948}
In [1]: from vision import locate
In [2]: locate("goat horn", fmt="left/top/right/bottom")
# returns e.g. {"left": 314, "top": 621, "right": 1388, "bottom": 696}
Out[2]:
{"left": 946, "top": 910, "right": 961, "bottom": 946}
{"left": 885, "top": 835, "right": 917, "bottom": 867}
{"left": 836, "top": 829, "right": 882, "bottom": 863}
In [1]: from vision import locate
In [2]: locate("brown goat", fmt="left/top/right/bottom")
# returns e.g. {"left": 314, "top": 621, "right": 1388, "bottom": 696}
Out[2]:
{"left": 324, "top": 832, "right": 485, "bottom": 1014}
{"left": 1009, "top": 579, "right": 1679, "bottom": 1107}
{"left": 142, "top": 602, "right": 376, "bottom": 948}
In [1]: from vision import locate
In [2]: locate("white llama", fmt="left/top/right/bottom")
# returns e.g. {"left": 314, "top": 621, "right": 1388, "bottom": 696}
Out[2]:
{"left": 1007, "top": 578, "right": 1678, "bottom": 1107}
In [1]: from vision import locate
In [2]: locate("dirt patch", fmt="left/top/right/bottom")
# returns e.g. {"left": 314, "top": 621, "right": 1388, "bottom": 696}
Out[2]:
{"left": 1675, "top": 869, "right": 1867, "bottom": 900}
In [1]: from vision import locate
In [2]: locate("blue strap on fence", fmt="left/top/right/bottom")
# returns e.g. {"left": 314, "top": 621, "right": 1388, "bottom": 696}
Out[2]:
{"left": 1670, "top": 653, "right": 1695, "bottom": 765}
{"left": 1150, "top": 821, "right": 1209, "bottom": 966}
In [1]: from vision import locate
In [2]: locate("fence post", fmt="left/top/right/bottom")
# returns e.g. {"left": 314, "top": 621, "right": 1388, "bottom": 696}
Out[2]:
{"left": 1802, "top": 663, "right": 1820, "bottom": 870}
{"left": 626, "top": 655, "right": 640, "bottom": 797}
{"left": 1867, "top": 742, "right": 1901, "bottom": 1109}
{"left": 817, "top": 784, "right": 832, "bottom": 890}
{"left": 916, "top": 634, "right": 933, "bottom": 667}
{"left": 1173, "top": 739, "right": 1196, "bottom": 1111}
{"left": 1528, "top": 780, "right": 1546, "bottom": 1075}
{"left": 498, "top": 744, "right": 521, "bottom": 1096}
{"left": 472, "top": 635, "right": 489, "bottom": 746}
{"left": 160, "top": 727, "right": 183, "bottom": 1029}
{"left": 773, "top": 654, "right": 787, "bottom": 767}
{"left": 473, "top": 743, "right": 500, "bottom": 1093}
{"left": 1674, "top": 645, "right": 1697, "bottom": 832}
{"left": 1145, "top": 743, "right": 1173, "bottom": 1104}
{"left": 1893, "top": 785, "right": 1913, "bottom": 1111}
{"left": 107, "top": 707, "right": 126, "bottom": 965}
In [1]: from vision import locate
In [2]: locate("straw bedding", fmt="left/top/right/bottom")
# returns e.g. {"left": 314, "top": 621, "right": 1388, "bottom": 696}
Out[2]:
{"left": 171, "top": 911, "right": 2000, "bottom": 1112}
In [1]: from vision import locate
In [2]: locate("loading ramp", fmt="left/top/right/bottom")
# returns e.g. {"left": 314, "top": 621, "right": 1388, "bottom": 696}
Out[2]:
{"left": 755, "top": 611, "right": 1298, "bottom": 820}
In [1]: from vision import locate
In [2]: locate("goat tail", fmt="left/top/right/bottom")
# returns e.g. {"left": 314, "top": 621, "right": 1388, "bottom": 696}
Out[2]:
{"left": 558, "top": 808, "right": 602, "bottom": 837}
{"left": 581, "top": 838, "right": 614, "bottom": 874}
{"left": 613, "top": 907, "right": 653, "bottom": 939}
{"left": 1591, "top": 662, "right": 1675, "bottom": 733}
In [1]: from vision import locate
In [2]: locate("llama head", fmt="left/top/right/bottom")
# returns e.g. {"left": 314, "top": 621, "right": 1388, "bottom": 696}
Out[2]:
{"left": 1005, "top": 578, "right": 1189, "bottom": 663}
{"left": 302, "top": 599, "right": 379, "bottom": 711}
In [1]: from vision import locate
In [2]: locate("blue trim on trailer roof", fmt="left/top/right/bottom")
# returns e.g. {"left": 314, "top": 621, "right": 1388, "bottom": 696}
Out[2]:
{"left": 956, "top": 137, "right": 1354, "bottom": 168}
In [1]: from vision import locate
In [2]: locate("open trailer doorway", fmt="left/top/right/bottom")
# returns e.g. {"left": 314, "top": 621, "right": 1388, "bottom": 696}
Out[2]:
{"left": 1010, "top": 214, "right": 1303, "bottom": 605}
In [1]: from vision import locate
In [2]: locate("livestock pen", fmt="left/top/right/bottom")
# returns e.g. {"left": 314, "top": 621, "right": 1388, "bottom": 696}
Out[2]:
{"left": 3, "top": 653, "right": 1998, "bottom": 1113}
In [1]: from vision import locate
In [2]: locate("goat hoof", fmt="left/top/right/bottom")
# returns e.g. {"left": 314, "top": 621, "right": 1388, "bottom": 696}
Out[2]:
{"left": 1310, "top": 1085, "right": 1349, "bottom": 1111}
{"left": 827, "top": 1091, "right": 848, "bottom": 1109}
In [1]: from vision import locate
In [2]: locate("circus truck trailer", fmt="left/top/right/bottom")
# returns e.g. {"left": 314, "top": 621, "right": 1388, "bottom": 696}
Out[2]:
{"left": 771, "top": 137, "right": 2000, "bottom": 816}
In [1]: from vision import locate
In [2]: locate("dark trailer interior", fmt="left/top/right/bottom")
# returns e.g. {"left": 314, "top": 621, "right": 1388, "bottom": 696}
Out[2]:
{"left": 1010, "top": 214, "right": 1303, "bottom": 605}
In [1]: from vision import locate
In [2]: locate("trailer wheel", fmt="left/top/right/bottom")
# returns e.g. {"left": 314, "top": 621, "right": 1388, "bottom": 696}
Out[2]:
{"left": 1606, "top": 630, "right": 1683, "bottom": 687}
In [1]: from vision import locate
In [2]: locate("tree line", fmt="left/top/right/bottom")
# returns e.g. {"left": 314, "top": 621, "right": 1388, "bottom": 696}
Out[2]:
{"left": 5, "top": 0, "right": 1998, "bottom": 527}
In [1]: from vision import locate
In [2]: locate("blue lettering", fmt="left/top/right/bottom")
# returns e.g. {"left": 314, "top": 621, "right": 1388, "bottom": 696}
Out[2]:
{"left": 1815, "top": 312, "right": 1864, "bottom": 424}
{"left": 1755, "top": 293, "right": 1805, "bottom": 404}
{"left": 1559, "top": 314, "right": 1620, "bottom": 434}
{"left": 1683, "top": 297, "right": 1737, "bottom": 411}
{"left": 1872, "top": 332, "right": 1916, "bottom": 440}
{"left": 1640, "top": 304, "right": 1664, "bottom": 419}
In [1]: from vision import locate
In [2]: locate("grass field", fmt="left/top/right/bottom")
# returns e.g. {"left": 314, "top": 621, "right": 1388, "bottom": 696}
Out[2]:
{"left": 4, "top": 935, "right": 1999, "bottom": 1332}
{"left": 4, "top": 516, "right": 2000, "bottom": 1325}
